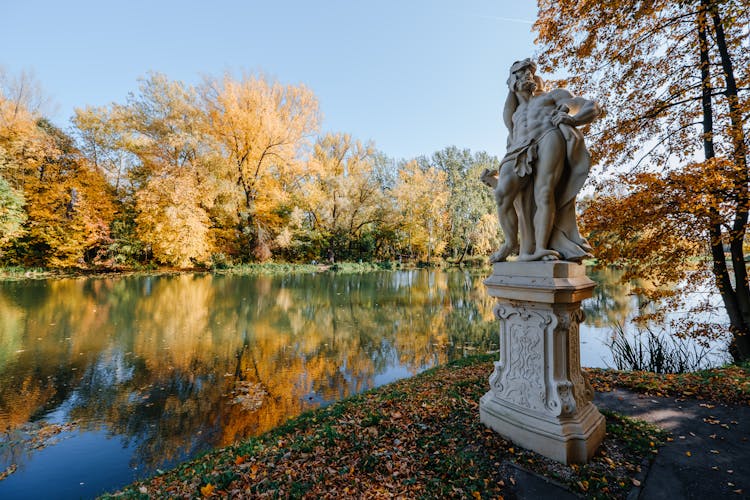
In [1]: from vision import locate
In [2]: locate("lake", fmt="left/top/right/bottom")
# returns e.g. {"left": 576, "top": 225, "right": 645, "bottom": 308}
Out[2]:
{"left": 0, "top": 268, "right": 728, "bottom": 498}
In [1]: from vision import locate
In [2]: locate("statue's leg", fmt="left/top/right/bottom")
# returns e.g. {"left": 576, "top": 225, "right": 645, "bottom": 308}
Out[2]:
{"left": 490, "top": 161, "right": 524, "bottom": 263}
{"left": 515, "top": 187, "right": 535, "bottom": 258}
{"left": 522, "top": 132, "right": 566, "bottom": 262}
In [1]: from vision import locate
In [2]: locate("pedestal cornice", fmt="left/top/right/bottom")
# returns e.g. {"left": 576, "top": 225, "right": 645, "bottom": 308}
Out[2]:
{"left": 483, "top": 261, "right": 595, "bottom": 304}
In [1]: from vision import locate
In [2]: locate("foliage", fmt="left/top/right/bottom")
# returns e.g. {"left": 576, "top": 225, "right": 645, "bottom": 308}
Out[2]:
{"left": 1, "top": 79, "right": 116, "bottom": 267}
{"left": 4, "top": 64, "right": 505, "bottom": 270}
{"left": 293, "top": 133, "right": 390, "bottom": 262}
{"left": 0, "top": 175, "right": 26, "bottom": 248}
{"left": 392, "top": 160, "right": 450, "bottom": 261}
{"left": 201, "top": 73, "right": 320, "bottom": 260}
{"left": 421, "top": 147, "right": 500, "bottom": 263}
{"left": 535, "top": 0, "right": 750, "bottom": 360}
{"left": 108, "top": 358, "right": 662, "bottom": 499}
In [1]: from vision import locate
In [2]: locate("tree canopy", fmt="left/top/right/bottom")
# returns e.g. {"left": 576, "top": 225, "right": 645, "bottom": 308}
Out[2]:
{"left": 535, "top": 0, "right": 750, "bottom": 359}
{"left": 1, "top": 70, "right": 499, "bottom": 269}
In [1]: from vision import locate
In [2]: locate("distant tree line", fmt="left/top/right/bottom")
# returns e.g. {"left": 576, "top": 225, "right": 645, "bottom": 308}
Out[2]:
{"left": 0, "top": 70, "right": 500, "bottom": 268}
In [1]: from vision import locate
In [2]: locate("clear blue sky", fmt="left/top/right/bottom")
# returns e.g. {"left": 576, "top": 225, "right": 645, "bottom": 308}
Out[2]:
{"left": 1, "top": 0, "right": 539, "bottom": 160}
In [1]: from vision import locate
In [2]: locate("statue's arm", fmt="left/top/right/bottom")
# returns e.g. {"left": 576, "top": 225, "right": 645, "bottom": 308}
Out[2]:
{"left": 549, "top": 90, "right": 601, "bottom": 127}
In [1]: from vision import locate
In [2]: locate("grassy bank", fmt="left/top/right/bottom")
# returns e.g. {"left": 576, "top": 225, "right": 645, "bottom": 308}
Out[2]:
{"left": 0, "top": 261, "right": 449, "bottom": 282}
{"left": 587, "top": 361, "right": 750, "bottom": 404}
{"left": 104, "top": 355, "right": 664, "bottom": 499}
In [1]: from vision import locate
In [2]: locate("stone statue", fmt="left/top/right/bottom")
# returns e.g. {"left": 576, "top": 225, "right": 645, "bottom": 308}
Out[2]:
{"left": 482, "top": 58, "right": 600, "bottom": 263}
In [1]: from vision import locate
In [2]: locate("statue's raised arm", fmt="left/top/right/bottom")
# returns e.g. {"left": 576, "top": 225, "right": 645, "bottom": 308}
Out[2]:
{"left": 483, "top": 58, "right": 600, "bottom": 263}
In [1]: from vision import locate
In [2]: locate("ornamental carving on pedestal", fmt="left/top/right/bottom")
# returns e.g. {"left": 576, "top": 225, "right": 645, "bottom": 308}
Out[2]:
{"left": 489, "top": 303, "right": 556, "bottom": 412}
{"left": 480, "top": 260, "right": 605, "bottom": 464}
{"left": 488, "top": 301, "right": 597, "bottom": 418}
{"left": 504, "top": 323, "right": 545, "bottom": 410}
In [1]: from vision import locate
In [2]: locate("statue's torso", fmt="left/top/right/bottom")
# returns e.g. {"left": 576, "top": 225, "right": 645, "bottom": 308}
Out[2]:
{"left": 509, "top": 93, "right": 561, "bottom": 149}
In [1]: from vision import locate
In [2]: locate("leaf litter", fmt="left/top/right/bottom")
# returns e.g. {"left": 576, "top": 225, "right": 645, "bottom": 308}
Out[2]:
{"left": 0, "top": 420, "right": 78, "bottom": 482}
{"left": 585, "top": 362, "right": 750, "bottom": 404}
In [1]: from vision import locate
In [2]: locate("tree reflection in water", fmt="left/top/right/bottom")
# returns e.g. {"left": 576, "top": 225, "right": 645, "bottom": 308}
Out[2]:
{"left": 0, "top": 270, "right": 497, "bottom": 475}
{"left": 0, "top": 268, "right": 710, "bottom": 490}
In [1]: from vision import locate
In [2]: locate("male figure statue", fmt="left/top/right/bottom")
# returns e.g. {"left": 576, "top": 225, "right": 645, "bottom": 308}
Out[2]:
{"left": 483, "top": 59, "right": 599, "bottom": 263}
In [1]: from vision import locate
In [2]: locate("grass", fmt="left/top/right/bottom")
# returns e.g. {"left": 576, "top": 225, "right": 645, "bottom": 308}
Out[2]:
{"left": 102, "top": 355, "right": 666, "bottom": 499}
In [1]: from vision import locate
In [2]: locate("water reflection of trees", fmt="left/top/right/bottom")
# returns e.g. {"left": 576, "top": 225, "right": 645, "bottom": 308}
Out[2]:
{"left": 0, "top": 270, "right": 498, "bottom": 473}
{"left": 583, "top": 267, "right": 635, "bottom": 328}
{"left": 581, "top": 267, "right": 665, "bottom": 334}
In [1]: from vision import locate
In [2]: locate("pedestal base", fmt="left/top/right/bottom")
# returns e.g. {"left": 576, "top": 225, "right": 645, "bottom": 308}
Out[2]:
{"left": 480, "top": 395, "right": 605, "bottom": 464}
{"left": 480, "top": 261, "right": 605, "bottom": 464}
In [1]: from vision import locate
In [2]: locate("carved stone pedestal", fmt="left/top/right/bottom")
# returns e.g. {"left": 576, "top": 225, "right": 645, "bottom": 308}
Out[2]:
{"left": 479, "top": 261, "right": 605, "bottom": 464}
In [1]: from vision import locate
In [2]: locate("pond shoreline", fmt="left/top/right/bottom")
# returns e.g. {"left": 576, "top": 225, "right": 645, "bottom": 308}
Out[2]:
{"left": 0, "top": 260, "right": 492, "bottom": 282}
{"left": 0, "top": 268, "right": 503, "bottom": 498}
{"left": 2, "top": 264, "right": 725, "bottom": 498}
{"left": 102, "top": 354, "right": 671, "bottom": 499}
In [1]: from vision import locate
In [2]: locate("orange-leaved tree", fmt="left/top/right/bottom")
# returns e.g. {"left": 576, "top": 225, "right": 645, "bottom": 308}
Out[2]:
{"left": 1, "top": 73, "right": 115, "bottom": 267}
{"left": 535, "top": 0, "right": 750, "bottom": 360}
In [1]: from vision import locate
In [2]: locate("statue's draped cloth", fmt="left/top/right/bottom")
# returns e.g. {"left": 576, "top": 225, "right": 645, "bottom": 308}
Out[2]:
{"left": 503, "top": 123, "right": 592, "bottom": 262}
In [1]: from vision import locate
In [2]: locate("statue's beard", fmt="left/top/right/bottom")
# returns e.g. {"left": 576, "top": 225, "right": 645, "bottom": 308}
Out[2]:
{"left": 516, "top": 79, "right": 536, "bottom": 93}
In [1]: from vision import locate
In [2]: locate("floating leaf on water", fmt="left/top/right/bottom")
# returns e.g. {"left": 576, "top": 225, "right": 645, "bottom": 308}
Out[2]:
{"left": 0, "top": 464, "right": 17, "bottom": 481}
{"left": 230, "top": 381, "right": 267, "bottom": 411}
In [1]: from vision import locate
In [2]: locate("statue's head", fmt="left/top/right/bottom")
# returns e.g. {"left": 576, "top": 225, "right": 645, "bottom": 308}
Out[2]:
{"left": 507, "top": 58, "right": 544, "bottom": 95}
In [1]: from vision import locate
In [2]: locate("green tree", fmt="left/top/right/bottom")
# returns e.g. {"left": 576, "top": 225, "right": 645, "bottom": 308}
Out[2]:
{"left": 535, "top": 0, "right": 750, "bottom": 359}
{"left": 424, "top": 147, "right": 499, "bottom": 263}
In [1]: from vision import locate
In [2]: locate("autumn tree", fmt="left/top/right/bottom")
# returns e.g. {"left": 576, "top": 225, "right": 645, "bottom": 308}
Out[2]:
{"left": 392, "top": 160, "right": 450, "bottom": 261}
{"left": 535, "top": 0, "right": 750, "bottom": 359}
{"left": 74, "top": 105, "right": 134, "bottom": 196}
{"left": 421, "top": 147, "right": 499, "bottom": 263}
{"left": 0, "top": 75, "right": 115, "bottom": 267}
{"left": 201, "top": 74, "right": 320, "bottom": 261}
{"left": 74, "top": 74, "right": 217, "bottom": 267}
{"left": 292, "top": 133, "right": 390, "bottom": 262}
{"left": 0, "top": 175, "right": 26, "bottom": 248}
{"left": 12, "top": 120, "right": 116, "bottom": 267}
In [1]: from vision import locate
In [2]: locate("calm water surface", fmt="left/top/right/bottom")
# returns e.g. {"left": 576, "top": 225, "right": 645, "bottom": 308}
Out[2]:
{"left": 0, "top": 268, "right": 727, "bottom": 498}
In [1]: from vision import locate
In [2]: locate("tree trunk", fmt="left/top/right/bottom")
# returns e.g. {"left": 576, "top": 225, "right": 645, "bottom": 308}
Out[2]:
{"left": 698, "top": 0, "right": 750, "bottom": 360}
{"left": 456, "top": 240, "right": 470, "bottom": 265}
{"left": 709, "top": 2, "right": 750, "bottom": 360}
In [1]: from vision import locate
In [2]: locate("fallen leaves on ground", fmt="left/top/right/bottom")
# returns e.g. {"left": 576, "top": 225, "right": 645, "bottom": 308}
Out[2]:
{"left": 585, "top": 362, "right": 750, "bottom": 405}
{"left": 106, "top": 358, "right": 664, "bottom": 499}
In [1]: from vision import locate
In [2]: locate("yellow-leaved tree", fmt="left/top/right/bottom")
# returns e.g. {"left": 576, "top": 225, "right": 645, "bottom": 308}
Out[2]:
{"left": 75, "top": 73, "right": 217, "bottom": 267}
{"left": 201, "top": 74, "right": 320, "bottom": 261}
{"left": 392, "top": 160, "right": 450, "bottom": 261}
{"left": 135, "top": 173, "right": 212, "bottom": 268}
{"left": 293, "top": 133, "right": 389, "bottom": 262}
